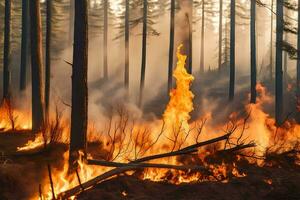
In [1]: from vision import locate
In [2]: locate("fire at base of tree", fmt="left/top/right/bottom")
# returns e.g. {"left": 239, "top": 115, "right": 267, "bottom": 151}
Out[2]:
{"left": 0, "top": 0, "right": 300, "bottom": 200}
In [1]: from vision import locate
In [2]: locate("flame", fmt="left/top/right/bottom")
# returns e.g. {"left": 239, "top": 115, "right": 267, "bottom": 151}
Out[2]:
{"left": 163, "top": 44, "right": 194, "bottom": 133}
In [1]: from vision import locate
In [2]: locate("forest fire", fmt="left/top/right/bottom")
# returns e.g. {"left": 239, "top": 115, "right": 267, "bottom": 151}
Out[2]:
{"left": 5, "top": 46, "right": 296, "bottom": 200}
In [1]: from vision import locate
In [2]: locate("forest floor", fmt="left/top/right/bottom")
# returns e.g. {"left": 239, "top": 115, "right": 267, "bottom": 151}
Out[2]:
{"left": 1, "top": 132, "right": 300, "bottom": 200}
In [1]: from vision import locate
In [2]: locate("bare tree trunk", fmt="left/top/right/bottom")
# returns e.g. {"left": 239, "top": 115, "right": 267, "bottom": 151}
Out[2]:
{"left": 103, "top": 0, "right": 108, "bottom": 80}
{"left": 275, "top": 0, "right": 283, "bottom": 125}
{"left": 30, "top": 0, "right": 45, "bottom": 131}
{"left": 200, "top": 0, "right": 205, "bottom": 74}
{"left": 3, "top": 0, "right": 11, "bottom": 100}
{"left": 218, "top": 0, "right": 223, "bottom": 71}
{"left": 45, "top": 0, "right": 52, "bottom": 118}
{"left": 229, "top": 0, "right": 235, "bottom": 101}
{"left": 69, "top": 0, "right": 88, "bottom": 169}
{"left": 20, "top": 0, "right": 30, "bottom": 91}
{"left": 250, "top": 0, "right": 257, "bottom": 103}
{"left": 168, "top": 0, "right": 175, "bottom": 93}
{"left": 270, "top": 0, "right": 274, "bottom": 81}
{"left": 125, "top": 0, "right": 129, "bottom": 91}
{"left": 297, "top": 0, "right": 300, "bottom": 96}
{"left": 138, "top": 0, "right": 148, "bottom": 107}
{"left": 188, "top": 1, "right": 193, "bottom": 74}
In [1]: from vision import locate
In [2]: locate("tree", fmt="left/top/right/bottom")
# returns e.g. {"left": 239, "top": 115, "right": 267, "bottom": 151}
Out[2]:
{"left": 45, "top": 0, "right": 52, "bottom": 118}
{"left": 218, "top": 0, "right": 223, "bottom": 71}
{"left": 3, "top": 0, "right": 11, "bottom": 100}
{"left": 168, "top": 0, "right": 175, "bottom": 92}
{"left": 297, "top": 0, "right": 300, "bottom": 96}
{"left": 20, "top": 0, "right": 30, "bottom": 91}
{"left": 69, "top": 0, "right": 74, "bottom": 45}
{"left": 275, "top": 0, "right": 283, "bottom": 125}
{"left": 229, "top": 0, "right": 235, "bottom": 101}
{"left": 269, "top": 0, "right": 274, "bottom": 81}
{"left": 250, "top": 0, "right": 257, "bottom": 103}
{"left": 69, "top": 0, "right": 88, "bottom": 168}
{"left": 30, "top": 0, "right": 45, "bottom": 131}
{"left": 103, "top": 0, "right": 108, "bottom": 80}
{"left": 125, "top": 0, "right": 130, "bottom": 91}
{"left": 139, "top": 0, "right": 148, "bottom": 107}
{"left": 200, "top": 0, "right": 205, "bottom": 74}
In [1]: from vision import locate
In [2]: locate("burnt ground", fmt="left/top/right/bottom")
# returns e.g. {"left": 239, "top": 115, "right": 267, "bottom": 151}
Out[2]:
{"left": 1, "top": 132, "right": 300, "bottom": 200}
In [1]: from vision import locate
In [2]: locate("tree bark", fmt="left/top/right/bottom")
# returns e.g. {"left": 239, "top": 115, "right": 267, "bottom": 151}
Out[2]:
{"left": 229, "top": 0, "right": 235, "bottom": 101}
{"left": 188, "top": 1, "right": 193, "bottom": 74}
{"left": 30, "top": 0, "right": 45, "bottom": 131}
{"left": 270, "top": 0, "right": 274, "bottom": 81}
{"left": 168, "top": 0, "right": 175, "bottom": 93}
{"left": 125, "top": 0, "right": 129, "bottom": 91}
{"left": 138, "top": 0, "right": 148, "bottom": 107}
{"left": 218, "top": 0, "right": 223, "bottom": 71}
{"left": 3, "top": 0, "right": 11, "bottom": 100}
{"left": 69, "top": 0, "right": 88, "bottom": 168}
{"left": 45, "top": 0, "right": 52, "bottom": 118}
{"left": 200, "top": 0, "right": 205, "bottom": 74}
{"left": 297, "top": 0, "right": 300, "bottom": 96}
{"left": 103, "top": 0, "right": 108, "bottom": 80}
{"left": 275, "top": 0, "right": 283, "bottom": 125}
{"left": 20, "top": 0, "right": 30, "bottom": 91}
{"left": 250, "top": 0, "right": 257, "bottom": 104}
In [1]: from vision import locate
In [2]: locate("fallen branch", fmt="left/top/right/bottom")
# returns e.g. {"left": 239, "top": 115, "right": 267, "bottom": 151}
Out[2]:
{"left": 87, "top": 159, "right": 208, "bottom": 172}
{"left": 131, "top": 133, "right": 231, "bottom": 163}
{"left": 57, "top": 133, "right": 231, "bottom": 199}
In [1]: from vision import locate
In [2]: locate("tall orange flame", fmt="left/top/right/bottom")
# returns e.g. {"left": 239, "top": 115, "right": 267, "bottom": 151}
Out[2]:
{"left": 163, "top": 44, "right": 194, "bottom": 132}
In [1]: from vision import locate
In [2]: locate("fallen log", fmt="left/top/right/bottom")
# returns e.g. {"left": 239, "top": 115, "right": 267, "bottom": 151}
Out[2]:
{"left": 87, "top": 159, "right": 208, "bottom": 172}
{"left": 57, "top": 133, "right": 232, "bottom": 199}
{"left": 131, "top": 132, "right": 232, "bottom": 163}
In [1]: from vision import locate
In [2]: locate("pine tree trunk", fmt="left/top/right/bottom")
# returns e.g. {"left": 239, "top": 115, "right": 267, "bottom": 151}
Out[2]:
{"left": 188, "top": 1, "right": 193, "bottom": 74}
{"left": 139, "top": 0, "right": 148, "bottom": 107}
{"left": 3, "top": 0, "right": 11, "bottom": 100}
{"left": 200, "top": 0, "right": 205, "bottom": 74}
{"left": 103, "top": 0, "right": 108, "bottom": 80}
{"left": 250, "top": 0, "right": 257, "bottom": 103}
{"left": 168, "top": 0, "right": 175, "bottom": 93}
{"left": 270, "top": 0, "right": 274, "bottom": 81}
{"left": 229, "top": 0, "right": 235, "bottom": 101}
{"left": 69, "top": 0, "right": 88, "bottom": 168}
{"left": 297, "top": 0, "right": 300, "bottom": 96}
{"left": 30, "top": 0, "right": 45, "bottom": 131}
{"left": 275, "top": 0, "right": 283, "bottom": 125}
{"left": 283, "top": 9, "right": 289, "bottom": 88}
{"left": 218, "top": 0, "right": 223, "bottom": 71}
{"left": 45, "top": 0, "right": 52, "bottom": 118}
{"left": 125, "top": 0, "right": 129, "bottom": 91}
{"left": 20, "top": 0, "right": 30, "bottom": 91}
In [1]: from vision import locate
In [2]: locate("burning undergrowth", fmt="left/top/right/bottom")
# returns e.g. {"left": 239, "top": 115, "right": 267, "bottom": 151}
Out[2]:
{"left": 0, "top": 46, "right": 300, "bottom": 200}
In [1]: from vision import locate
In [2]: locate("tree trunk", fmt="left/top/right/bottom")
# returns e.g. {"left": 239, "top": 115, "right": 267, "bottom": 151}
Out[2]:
{"left": 30, "top": 0, "right": 45, "bottom": 131}
{"left": 138, "top": 0, "right": 148, "bottom": 107}
{"left": 188, "top": 1, "right": 193, "bottom": 74}
{"left": 270, "top": 0, "right": 274, "bottom": 81}
{"left": 218, "top": 0, "right": 223, "bottom": 71}
{"left": 69, "top": 0, "right": 88, "bottom": 168}
{"left": 168, "top": 0, "right": 175, "bottom": 93}
{"left": 3, "top": 0, "right": 11, "bottom": 100}
{"left": 45, "top": 0, "right": 52, "bottom": 118}
{"left": 20, "top": 0, "right": 30, "bottom": 91}
{"left": 250, "top": 0, "right": 257, "bottom": 103}
{"left": 200, "top": 0, "right": 205, "bottom": 74}
{"left": 229, "top": 0, "right": 235, "bottom": 101}
{"left": 297, "top": 0, "right": 300, "bottom": 96}
{"left": 275, "top": 0, "right": 283, "bottom": 125}
{"left": 125, "top": 0, "right": 129, "bottom": 91}
{"left": 283, "top": 8, "right": 289, "bottom": 89}
{"left": 103, "top": 0, "right": 108, "bottom": 80}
